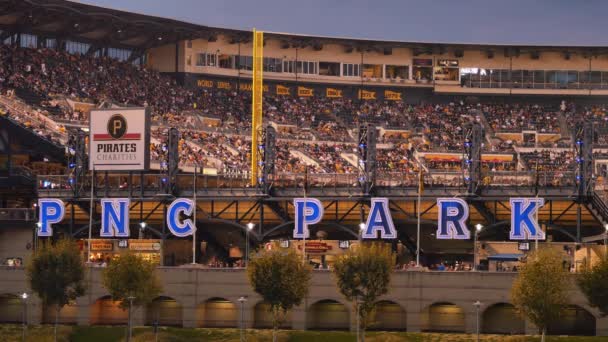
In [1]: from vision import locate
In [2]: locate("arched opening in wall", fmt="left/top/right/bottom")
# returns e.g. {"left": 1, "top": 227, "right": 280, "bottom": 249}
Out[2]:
{"left": 42, "top": 303, "right": 78, "bottom": 325}
{"left": 197, "top": 297, "right": 237, "bottom": 328}
{"left": 307, "top": 299, "right": 350, "bottom": 331}
{"left": 253, "top": 301, "right": 292, "bottom": 329}
{"left": 145, "top": 296, "right": 183, "bottom": 327}
{"left": 367, "top": 300, "right": 406, "bottom": 331}
{"left": 420, "top": 302, "right": 465, "bottom": 333}
{"left": 0, "top": 294, "right": 23, "bottom": 323}
{"left": 90, "top": 296, "right": 127, "bottom": 325}
{"left": 548, "top": 305, "right": 595, "bottom": 336}
{"left": 481, "top": 303, "right": 524, "bottom": 334}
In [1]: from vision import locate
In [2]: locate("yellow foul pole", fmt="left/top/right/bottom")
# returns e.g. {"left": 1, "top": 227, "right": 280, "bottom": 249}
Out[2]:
{"left": 251, "top": 29, "right": 264, "bottom": 186}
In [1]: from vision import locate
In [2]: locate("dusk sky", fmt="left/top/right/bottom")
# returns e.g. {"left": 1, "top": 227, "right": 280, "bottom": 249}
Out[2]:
{"left": 77, "top": 0, "right": 607, "bottom": 46}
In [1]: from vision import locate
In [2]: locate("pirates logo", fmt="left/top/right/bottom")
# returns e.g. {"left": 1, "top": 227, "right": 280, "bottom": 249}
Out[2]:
{"left": 107, "top": 114, "right": 128, "bottom": 140}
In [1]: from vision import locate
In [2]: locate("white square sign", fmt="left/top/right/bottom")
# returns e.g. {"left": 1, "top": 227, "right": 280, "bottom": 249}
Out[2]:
{"left": 89, "top": 107, "right": 150, "bottom": 171}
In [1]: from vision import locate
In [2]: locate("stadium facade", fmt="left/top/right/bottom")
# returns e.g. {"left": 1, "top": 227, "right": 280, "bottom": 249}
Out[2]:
{"left": 1, "top": 0, "right": 608, "bottom": 335}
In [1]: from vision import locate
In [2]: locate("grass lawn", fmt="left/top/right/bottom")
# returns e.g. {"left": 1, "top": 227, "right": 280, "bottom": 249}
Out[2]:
{"left": 1, "top": 325, "right": 607, "bottom": 341}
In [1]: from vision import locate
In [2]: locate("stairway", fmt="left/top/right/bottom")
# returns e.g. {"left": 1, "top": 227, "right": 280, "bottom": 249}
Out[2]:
{"left": 15, "top": 88, "right": 64, "bottom": 118}
{"left": 585, "top": 191, "right": 608, "bottom": 237}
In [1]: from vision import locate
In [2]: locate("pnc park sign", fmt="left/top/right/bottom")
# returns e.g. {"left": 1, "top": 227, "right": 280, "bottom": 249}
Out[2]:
{"left": 37, "top": 197, "right": 545, "bottom": 241}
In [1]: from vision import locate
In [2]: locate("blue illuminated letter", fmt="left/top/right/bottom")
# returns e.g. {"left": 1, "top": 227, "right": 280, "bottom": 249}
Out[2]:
{"left": 100, "top": 198, "right": 130, "bottom": 237}
{"left": 167, "top": 198, "right": 196, "bottom": 237}
{"left": 362, "top": 198, "right": 396, "bottom": 239}
{"left": 38, "top": 199, "right": 65, "bottom": 237}
{"left": 437, "top": 198, "right": 470, "bottom": 239}
{"left": 293, "top": 198, "right": 323, "bottom": 239}
{"left": 510, "top": 198, "right": 545, "bottom": 240}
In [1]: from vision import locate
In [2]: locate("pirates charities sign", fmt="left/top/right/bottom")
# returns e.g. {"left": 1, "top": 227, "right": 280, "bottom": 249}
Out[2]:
{"left": 37, "top": 197, "right": 545, "bottom": 241}
{"left": 89, "top": 108, "right": 151, "bottom": 171}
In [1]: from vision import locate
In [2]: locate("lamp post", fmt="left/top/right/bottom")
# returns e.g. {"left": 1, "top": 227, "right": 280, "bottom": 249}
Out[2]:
{"left": 358, "top": 222, "right": 365, "bottom": 243}
{"left": 246, "top": 223, "right": 254, "bottom": 267}
{"left": 238, "top": 296, "right": 247, "bottom": 342}
{"left": 127, "top": 296, "right": 135, "bottom": 342}
{"left": 139, "top": 222, "right": 146, "bottom": 240}
{"left": 21, "top": 292, "right": 28, "bottom": 342}
{"left": 35, "top": 222, "right": 41, "bottom": 251}
{"left": 473, "top": 300, "right": 482, "bottom": 342}
{"left": 474, "top": 224, "right": 483, "bottom": 271}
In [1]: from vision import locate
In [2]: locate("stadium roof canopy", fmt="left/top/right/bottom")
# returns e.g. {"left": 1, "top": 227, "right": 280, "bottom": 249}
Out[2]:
{"left": 2, "top": 0, "right": 608, "bottom": 56}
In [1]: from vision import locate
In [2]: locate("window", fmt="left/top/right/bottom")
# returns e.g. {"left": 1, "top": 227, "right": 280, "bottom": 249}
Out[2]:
{"left": 283, "top": 60, "right": 295, "bottom": 73}
{"left": 107, "top": 48, "right": 131, "bottom": 61}
{"left": 362, "top": 64, "right": 382, "bottom": 78}
{"left": 342, "top": 63, "right": 360, "bottom": 77}
{"left": 20, "top": 34, "right": 37, "bottom": 48}
{"left": 218, "top": 54, "right": 235, "bottom": 69}
{"left": 385, "top": 65, "right": 408, "bottom": 79}
{"left": 296, "top": 61, "right": 317, "bottom": 74}
{"left": 237, "top": 55, "right": 253, "bottom": 70}
{"left": 65, "top": 40, "right": 90, "bottom": 55}
{"left": 196, "top": 53, "right": 217, "bottom": 67}
{"left": 263, "top": 57, "right": 282, "bottom": 72}
{"left": 44, "top": 38, "right": 57, "bottom": 49}
{"left": 319, "top": 62, "right": 340, "bottom": 76}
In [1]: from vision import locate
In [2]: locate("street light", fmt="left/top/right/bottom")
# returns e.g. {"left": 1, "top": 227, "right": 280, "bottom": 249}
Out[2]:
{"left": 474, "top": 224, "right": 483, "bottom": 271}
{"left": 139, "top": 222, "right": 147, "bottom": 240}
{"left": 473, "top": 300, "right": 482, "bottom": 342}
{"left": 358, "top": 222, "right": 365, "bottom": 242}
{"left": 21, "top": 292, "right": 28, "bottom": 342}
{"left": 238, "top": 296, "right": 248, "bottom": 342}
{"left": 246, "top": 223, "right": 254, "bottom": 267}
{"left": 127, "top": 296, "right": 135, "bottom": 342}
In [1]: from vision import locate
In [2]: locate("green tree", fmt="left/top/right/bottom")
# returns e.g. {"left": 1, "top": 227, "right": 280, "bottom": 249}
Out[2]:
{"left": 578, "top": 255, "right": 608, "bottom": 316}
{"left": 511, "top": 248, "right": 569, "bottom": 342}
{"left": 102, "top": 252, "right": 162, "bottom": 341}
{"left": 26, "top": 239, "right": 86, "bottom": 342}
{"left": 332, "top": 242, "right": 396, "bottom": 342}
{"left": 247, "top": 247, "right": 311, "bottom": 342}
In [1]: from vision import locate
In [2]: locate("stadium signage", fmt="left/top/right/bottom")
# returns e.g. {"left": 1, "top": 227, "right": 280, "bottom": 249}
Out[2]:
{"left": 358, "top": 90, "right": 377, "bottom": 100}
{"left": 36, "top": 197, "right": 545, "bottom": 241}
{"left": 89, "top": 108, "right": 150, "bottom": 171}
{"left": 298, "top": 86, "right": 314, "bottom": 97}
{"left": 276, "top": 85, "right": 290, "bottom": 95}
{"left": 384, "top": 90, "right": 402, "bottom": 101}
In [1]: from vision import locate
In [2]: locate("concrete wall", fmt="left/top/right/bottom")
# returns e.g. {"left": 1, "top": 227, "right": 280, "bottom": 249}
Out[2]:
{"left": 0, "top": 266, "right": 604, "bottom": 336}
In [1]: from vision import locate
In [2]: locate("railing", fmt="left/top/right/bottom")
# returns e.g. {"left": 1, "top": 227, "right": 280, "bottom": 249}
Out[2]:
{"left": 36, "top": 170, "right": 580, "bottom": 195}
{"left": 0, "top": 208, "right": 35, "bottom": 221}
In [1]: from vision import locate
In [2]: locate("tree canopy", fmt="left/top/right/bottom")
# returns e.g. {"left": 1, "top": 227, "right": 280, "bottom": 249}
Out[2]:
{"left": 332, "top": 242, "right": 395, "bottom": 340}
{"left": 511, "top": 248, "right": 569, "bottom": 340}
{"left": 27, "top": 239, "right": 86, "bottom": 341}
{"left": 101, "top": 252, "right": 162, "bottom": 309}
{"left": 247, "top": 247, "right": 311, "bottom": 341}
{"left": 578, "top": 255, "right": 608, "bottom": 316}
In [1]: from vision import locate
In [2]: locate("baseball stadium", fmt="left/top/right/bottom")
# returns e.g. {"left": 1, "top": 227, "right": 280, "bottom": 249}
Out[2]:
{"left": 1, "top": 0, "right": 608, "bottom": 340}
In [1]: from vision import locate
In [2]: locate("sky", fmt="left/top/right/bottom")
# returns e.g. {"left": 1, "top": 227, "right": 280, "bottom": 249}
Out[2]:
{"left": 76, "top": 0, "right": 608, "bottom": 46}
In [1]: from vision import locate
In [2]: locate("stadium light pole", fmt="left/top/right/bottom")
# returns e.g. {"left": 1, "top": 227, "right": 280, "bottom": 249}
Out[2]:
{"left": 473, "top": 300, "right": 482, "bottom": 342}
{"left": 192, "top": 164, "right": 198, "bottom": 265}
{"left": 87, "top": 166, "right": 95, "bottom": 264}
{"left": 474, "top": 224, "right": 483, "bottom": 271}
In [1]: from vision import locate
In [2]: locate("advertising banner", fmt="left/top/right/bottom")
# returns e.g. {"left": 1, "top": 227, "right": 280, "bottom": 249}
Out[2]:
{"left": 89, "top": 108, "right": 150, "bottom": 171}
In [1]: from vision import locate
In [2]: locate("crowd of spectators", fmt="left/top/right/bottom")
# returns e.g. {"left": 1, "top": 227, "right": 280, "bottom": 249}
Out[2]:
{"left": 482, "top": 103, "right": 562, "bottom": 133}
{"left": 0, "top": 44, "right": 598, "bottom": 185}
